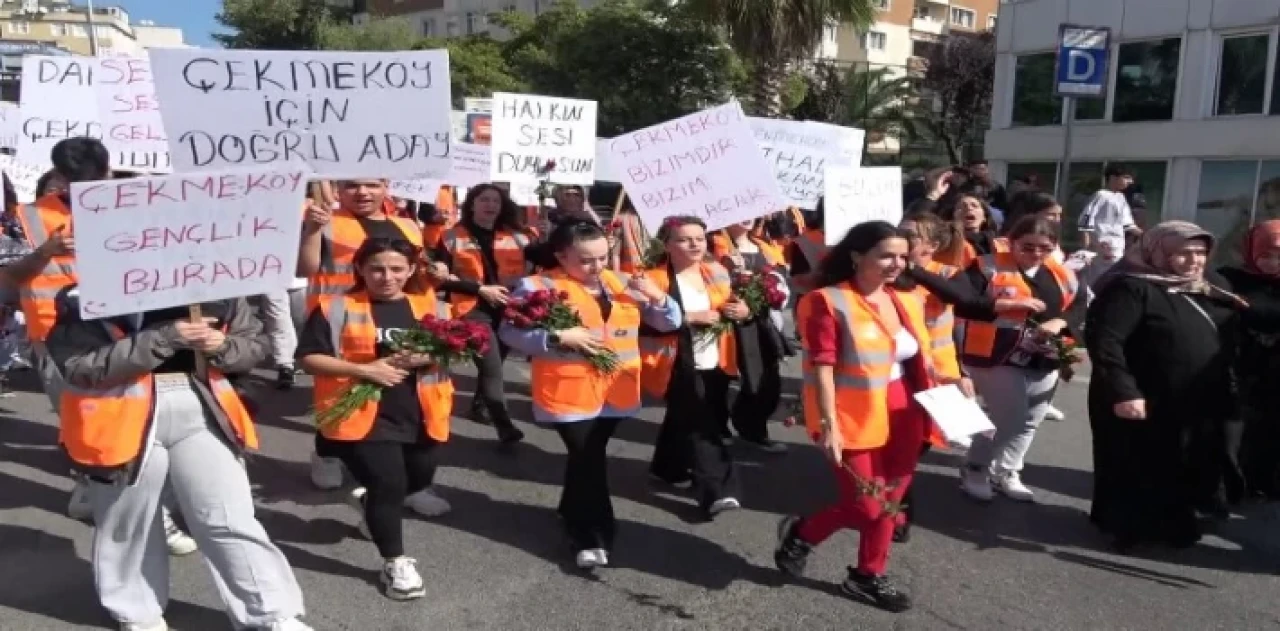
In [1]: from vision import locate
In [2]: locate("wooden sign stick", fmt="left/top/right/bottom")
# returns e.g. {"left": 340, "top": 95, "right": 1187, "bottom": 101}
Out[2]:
{"left": 188, "top": 304, "right": 208, "bottom": 380}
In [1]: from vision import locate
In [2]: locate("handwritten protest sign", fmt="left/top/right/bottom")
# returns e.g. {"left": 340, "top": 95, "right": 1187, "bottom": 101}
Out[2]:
{"left": 606, "top": 101, "right": 788, "bottom": 233}
{"left": 0, "top": 102, "right": 19, "bottom": 150}
{"left": 70, "top": 168, "right": 308, "bottom": 319}
{"left": 450, "top": 142, "right": 490, "bottom": 188}
{"left": 388, "top": 178, "right": 442, "bottom": 203}
{"left": 0, "top": 154, "right": 44, "bottom": 203}
{"left": 16, "top": 56, "right": 171, "bottom": 172}
{"left": 148, "top": 49, "right": 453, "bottom": 179}
{"left": 96, "top": 56, "right": 171, "bottom": 173}
{"left": 823, "top": 166, "right": 903, "bottom": 246}
{"left": 490, "top": 92, "right": 596, "bottom": 185}
{"left": 749, "top": 118, "right": 863, "bottom": 210}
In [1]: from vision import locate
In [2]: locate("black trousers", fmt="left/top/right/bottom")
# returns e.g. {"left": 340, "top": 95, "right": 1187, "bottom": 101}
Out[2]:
{"left": 729, "top": 362, "right": 782, "bottom": 443}
{"left": 554, "top": 417, "right": 621, "bottom": 551}
{"left": 651, "top": 369, "right": 741, "bottom": 510}
{"left": 328, "top": 439, "right": 439, "bottom": 559}
{"left": 464, "top": 310, "right": 517, "bottom": 429}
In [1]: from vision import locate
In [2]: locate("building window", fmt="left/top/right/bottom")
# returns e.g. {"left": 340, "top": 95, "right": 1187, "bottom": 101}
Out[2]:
{"left": 1011, "top": 52, "right": 1061, "bottom": 126}
{"left": 823, "top": 23, "right": 838, "bottom": 44}
{"left": 446, "top": 19, "right": 460, "bottom": 37}
{"left": 987, "top": 15, "right": 997, "bottom": 30}
{"left": 1197, "top": 160, "right": 1280, "bottom": 263}
{"left": 1112, "top": 37, "right": 1182, "bottom": 123}
{"left": 863, "top": 31, "right": 887, "bottom": 51}
{"left": 465, "top": 12, "right": 484, "bottom": 34}
{"left": 50, "top": 23, "right": 69, "bottom": 37}
{"left": 8, "top": 22, "right": 30, "bottom": 35}
{"left": 913, "top": 6, "right": 928, "bottom": 19}
{"left": 873, "top": 0, "right": 890, "bottom": 10}
{"left": 95, "top": 25, "right": 111, "bottom": 38}
{"left": 1009, "top": 161, "right": 1167, "bottom": 248}
{"left": 70, "top": 24, "right": 87, "bottom": 38}
{"left": 422, "top": 18, "right": 436, "bottom": 37}
{"left": 1215, "top": 33, "right": 1271, "bottom": 116}
{"left": 950, "top": 7, "right": 975, "bottom": 29}
{"left": 534, "top": 0, "right": 544, "bottom": 13}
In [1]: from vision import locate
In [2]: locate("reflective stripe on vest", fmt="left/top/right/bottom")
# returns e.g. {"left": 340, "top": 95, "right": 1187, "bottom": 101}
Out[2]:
{"left": 313, "top": 292, "right": 453, "bottom": 441}
{"left": 442, "top": 225, "right": 530, "bottom": 316}
{"left": 919, "top": 260, "right": 961, "bottom": 378}
{"left": 18, "top": 200, "right": 77, "bottom": 342}
{"left": 638, "top": 263, "right": 738, "bottom": 398}
{"left": 525, "top": 270, "right": 645, "bottom": 422}
{"left": 308, "top": 212, "right": 423, "bottom": 304}
{"left": 961, "top": 252, "right": 1078, "bottom": 360}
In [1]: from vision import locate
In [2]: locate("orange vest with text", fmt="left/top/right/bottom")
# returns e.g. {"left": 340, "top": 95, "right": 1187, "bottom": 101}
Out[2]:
{"left": 640, "top": 262, "right": 738, "bottom": 397}
{"left": 308, "top": 209, "right": 423, "bottom": 309}
{"left": 312, "top": 292, "right": 453, "bottom": 442}
{"left": 441, "top": 224, "right": 530, "bottom": 316}
{"left": 961, "top": 252, "right": 1078, "bottom": 365}
{"left": 59, "top": 323, "right": 258, "bottom": 471}
{"left": 524, "top": 269, "right": 645, "bottom": 421}
{"left": 16, "top": 195, "right": 77, "bottom": 342}
{"left": 797, "top": 284, "right": 945, "bottom": 450}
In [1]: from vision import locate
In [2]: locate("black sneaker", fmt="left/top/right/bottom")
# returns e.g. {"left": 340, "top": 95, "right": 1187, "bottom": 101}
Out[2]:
{"left": 841, "top": 569, "right": 912, "bottom": 613}
{"left": 892, "top": 522, "right": 911, "bottom": 543}
{"left": 276, "top": 366, "right": 296, "bottom": 390}
{"left": 469, "top": 404, "right": 493, "bottom": 425}
{"left": 496, "top": 421, "right": 525, "bottom": 445}
{"left": 773, "top": 515, "right": 813, "bottom": 577}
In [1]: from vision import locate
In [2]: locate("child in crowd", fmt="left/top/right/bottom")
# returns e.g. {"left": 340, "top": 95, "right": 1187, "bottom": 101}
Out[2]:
{"left": 1066, "top": 234, "right": 1126, "bottom": 307}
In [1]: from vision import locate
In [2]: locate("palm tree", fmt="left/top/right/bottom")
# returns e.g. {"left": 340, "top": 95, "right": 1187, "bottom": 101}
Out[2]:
{"left": 682, "top": 0, "right": 878, "bottom": 116}
{"left": 790, "top": 63, "right": 923, "bottom": 154}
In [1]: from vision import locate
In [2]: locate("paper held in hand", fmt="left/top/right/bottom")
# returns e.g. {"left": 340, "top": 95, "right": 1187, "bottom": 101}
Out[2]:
{"left": 912, "top": 384, "right": 996, "bottom": 449}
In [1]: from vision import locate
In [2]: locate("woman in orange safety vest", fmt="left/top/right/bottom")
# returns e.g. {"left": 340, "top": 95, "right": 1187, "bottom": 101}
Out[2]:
{"left": 775, "top": 220, "right": 962, "bottom": 614}
{"left": 298, "top": 238, "right": 456, "bottom": 601}
{"left": 935, "top": 193, "right": 1006, "bottom": 268}
{"left": 499, "top": 220, "right": 680, "bottom": 570}
{"left": 46, "top": 291, "right": 308, "bottom": 629}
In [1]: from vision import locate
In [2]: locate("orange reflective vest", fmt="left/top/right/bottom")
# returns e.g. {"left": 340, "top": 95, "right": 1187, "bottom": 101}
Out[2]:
{"left": 712, "top": 233, "right": 787, "bottom": 267}
{"left": 612, "top": 212, "right": 648, "bottom": 274}
{"left": 441, "top": 224, "right": 530, "bottom": 316}
{"left": 16, "top": 195, "right": 77, "bottom": 342}
{"left": 421, "top": 187, "right": 459, "bottom": 251}
{"left": 640, "top": 263, "right": 738, "bottom": 397}
{"left": 308, "top": 210, "right": 423, "bottom": 309}
{"left": 523, "top": 269, "right": 646, "bottom": 422}
{"left": 312, "top": 292, "right": 454, "bottom": 442}
{"left": 59, "top": 324, "right": 258, "bottom": 473}
{"left": 913, "top": 261, "right": 963, "bottom": 381}
{"left": 938, "top": 236, "right": 1011, "bottom": 269}
{"left": 792, "top": 230, "right": 828, "bottom": 270}
{"left": 797, "top": 284, "right": 944, "bottom": 450}
{"left": 961, "top": 252, "right": 1078, "bottom": 366}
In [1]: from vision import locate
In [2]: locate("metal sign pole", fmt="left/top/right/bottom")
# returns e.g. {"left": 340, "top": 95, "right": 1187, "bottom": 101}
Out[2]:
{"left": 1057, "top": 97, "right": 1076, "bottom": 202}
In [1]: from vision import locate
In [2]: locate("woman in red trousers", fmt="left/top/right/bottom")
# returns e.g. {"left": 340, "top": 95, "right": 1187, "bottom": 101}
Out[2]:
{"left": 774, "top": 221, "right": 959, "bottom": 613}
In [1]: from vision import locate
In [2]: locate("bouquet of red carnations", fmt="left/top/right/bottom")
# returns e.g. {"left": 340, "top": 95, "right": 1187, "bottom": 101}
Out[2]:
{"left": 732, "top": 265, "right": 788, "bottom": 318}
{"left": 1050, "top": 334, "right": 1084, "bottom": 381}
{"left": 313, "top": 315, "right": 491, "bottom": 431}
{"left": 504, "top": 288, "right": 620, "bottom": 374}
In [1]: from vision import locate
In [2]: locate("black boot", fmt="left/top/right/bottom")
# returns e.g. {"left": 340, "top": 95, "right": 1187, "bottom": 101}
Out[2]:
{"left": 841, "top": 568, "right": 912, "bottom": 613}
{"left": 773, "top": 515, "right": 813, "bottom": 577}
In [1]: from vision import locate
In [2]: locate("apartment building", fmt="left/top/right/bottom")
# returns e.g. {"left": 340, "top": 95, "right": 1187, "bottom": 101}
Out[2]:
{"left": 354, "top": 0, "right": 588, "bottom": 38}
{"left": 985, "top": 0, "right": 1280, "bottom": 261}
{"left": 819, "top": 0, "right": 1000, "bottom": 68}
{"left": 0, "top": 0, "right": 186, "bottom": 100}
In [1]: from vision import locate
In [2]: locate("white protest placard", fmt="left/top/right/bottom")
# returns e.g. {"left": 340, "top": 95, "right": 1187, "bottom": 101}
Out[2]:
{"left": 748, "top": 118, "right": 863, "bottom": 210}
{"left": 449, "top": 142, "right": 490, "bottom": 188}
{"left": 490, "top": 92, "right": 596, "bottom": 185}
{"left": 388, "top": 178, "right": 443, "bottom": 203}
{"left": 16, "top": 56, "right": 170, "bottom": 172}
{"left": 0, "top": 102, "right": 20, "bottom": 150}
{"left": 70, "top": 168, "right": 308, "bottom": 319}
{"left": 148, "top": 49, "right": 453, "bottom": 179}
{"left": 913, "top": 384, "right": 996, "bottom": 449}
{"left": 0, "top": 154, "right": 44, "bottom": 203}
{"left": 594, "top": 138, "right": 620, "bottom": 182}
{"left": 95, "top": 55, "right": 171, "bottom": 173}
{"left": 606, "top": 101, "right": 788, "bottom": 233}
{"left": 823, "top": 166, "right": 903, "bottom": 246}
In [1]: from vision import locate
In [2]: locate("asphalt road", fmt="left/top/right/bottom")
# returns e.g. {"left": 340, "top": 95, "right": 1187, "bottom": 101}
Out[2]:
{"left": 2, "top": 358, "right": 1279, "bottom": 630}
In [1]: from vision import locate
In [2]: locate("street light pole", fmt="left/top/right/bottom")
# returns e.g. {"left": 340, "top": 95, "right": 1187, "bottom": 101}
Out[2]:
{"left": 84, "top": 0, "right": 101, "bottom": 56}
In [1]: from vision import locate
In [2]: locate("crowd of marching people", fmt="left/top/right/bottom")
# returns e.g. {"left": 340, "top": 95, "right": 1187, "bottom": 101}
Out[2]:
{"left": 6, "top": 137, "right": 1280, "bottom": 628}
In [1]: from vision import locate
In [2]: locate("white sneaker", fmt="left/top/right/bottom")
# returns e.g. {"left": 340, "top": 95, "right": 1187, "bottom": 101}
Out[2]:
{"left": 708, "top": 497, "right": 741, "bottom": 516}
{"left": 309, "top": 453, "right": 344, "bottom": 490}
{"left": 1044, "top": 405, "right": 1065, "bottom": 421}
{"left": 381, "top": 557, "right": 426, "bottom": 600}
{"left": 404, "top": 488, "right": 451, "bottom": 518}
{"left": 266, "top": 618, "right": 314, "bottom": 631}
{"left": 959, "top": 467, "right": 995, "bottom": 502}
{"left": 119, "top": 620, "right": 168, "bottom": 631}
{"left": 993, "top": 471, "right": 1036, "bottom": 502}
{"left": 347, "top": 487, "right": 371, "bottom": 539}
{"left": 68, "top": 477, "right": 93, "bottom": 522}
{"left": 575, "top": 548, "right": 608, "bottom": 569}
{"left": 163, "top": 509, "right": 198, "bottom": 556}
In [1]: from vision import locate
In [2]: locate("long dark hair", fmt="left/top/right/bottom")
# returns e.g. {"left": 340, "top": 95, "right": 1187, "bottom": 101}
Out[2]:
{"left": 817, "top": 221, "right": 910, "bottom": 289}
{"left": 461, "top": 183, "right": 523, "bottom": 231}
{"left": 349, "top": 238, "right": 429, "bottom": 295}
{"left": 941, "top": 192, "right": 995, "bottom": 233}
{"left": 652, "top": 215, "right": 707, "bottom": 267}
{"left": 1003, "top": 191, "right": 1060, "bottom": 235}
{"left": 1006, "top": 215, "right": 1061, "bottom": 246}
{"left": 528, "top": 220, "right": 607, "bottom": 271}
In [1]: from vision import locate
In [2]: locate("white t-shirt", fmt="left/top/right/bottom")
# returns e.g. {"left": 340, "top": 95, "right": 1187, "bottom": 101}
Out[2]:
{"left": 887, "top": 328, "right": 921, "bottom": 381}
{"left": 677, "top": 274, "right": 721, "bottom": 370}
{"left": 1078, "top": 190, "right": 1135, "bottom": 241}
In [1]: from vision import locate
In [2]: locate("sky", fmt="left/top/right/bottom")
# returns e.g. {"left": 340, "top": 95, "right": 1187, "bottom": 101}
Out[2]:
{"left": 114, "top": 0, "right": 221, "bottom": 48}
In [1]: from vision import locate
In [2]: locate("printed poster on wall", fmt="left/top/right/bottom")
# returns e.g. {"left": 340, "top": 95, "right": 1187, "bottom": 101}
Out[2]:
{"left": 605, "top": 101, "right": 788, "bottom": 233}
{"left": 148, "top": 48, "right": 454, "bottom": 179}
{"left": 490, "top": 92, "right": 596, "bottom": 185}
{"left": 823, "top": 166, "right": 903, "bottom": 246}
{"left": 70, "top": 168, "right": 308, "bottom": 319}
{"left": 748, "top": 118, "right": 864, "bottom": 210}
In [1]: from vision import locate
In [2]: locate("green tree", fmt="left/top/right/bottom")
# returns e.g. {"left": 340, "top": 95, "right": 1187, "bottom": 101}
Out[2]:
{"left": 316, "top": 17, "right": 422, "bottom": 51}
{"left": 790, "top": 63, "right": 922, "bottom": 155}
{"left": 214, "top": 0, "right": 343, "bottom": 50}
{"left": 681, "top": 0, "right": 877, "bottom": 116}
{"left": 920, "top": 32, "right": 995, "bottom": 163}
{"left": 418, "top": 36, "right": 530, "bottom": 104}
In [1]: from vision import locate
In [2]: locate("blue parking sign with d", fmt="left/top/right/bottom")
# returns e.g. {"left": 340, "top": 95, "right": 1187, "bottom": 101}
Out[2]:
{"left": 1054, "top": 25, "right": 1111, "bottom": 98}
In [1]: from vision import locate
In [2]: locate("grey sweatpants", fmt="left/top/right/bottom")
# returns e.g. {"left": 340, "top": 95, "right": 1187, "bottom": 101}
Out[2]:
{"left": 88, "top": 377, "right": 303, "bottom": 628}
{"left": 966, "top": 364, "right": 1059, "bottom": 475}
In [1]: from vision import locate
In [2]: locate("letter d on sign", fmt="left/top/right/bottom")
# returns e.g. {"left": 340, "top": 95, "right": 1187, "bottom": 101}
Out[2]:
{"left": 1066, "top": 50, "right": 1095, "bottom": 82}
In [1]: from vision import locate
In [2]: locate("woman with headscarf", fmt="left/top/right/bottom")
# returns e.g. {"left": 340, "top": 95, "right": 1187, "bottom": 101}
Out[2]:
{"left": 1218, "top": 221, "right": 1280, "bottom": 499}
{"left": 1085, "top": 221, "right": 1248, "bottom": 551}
